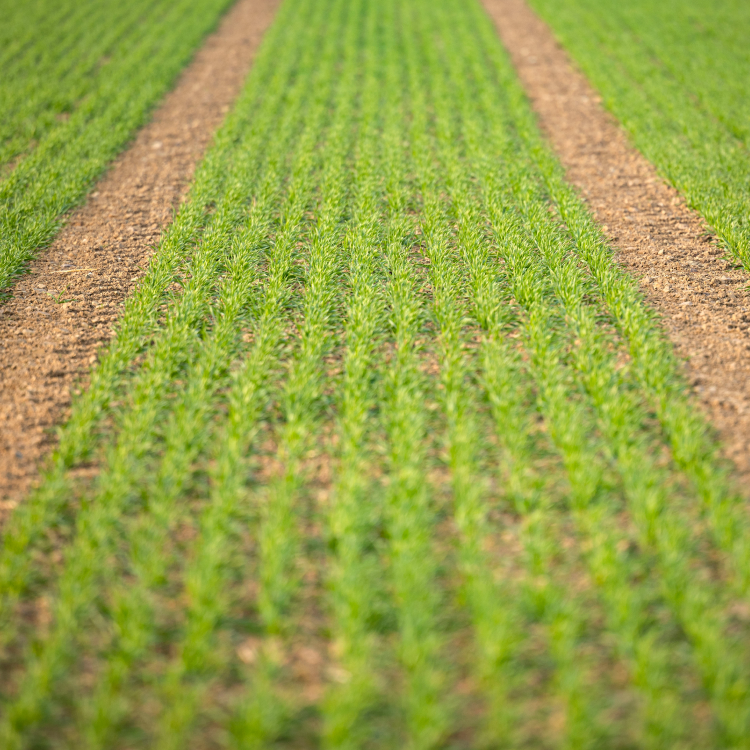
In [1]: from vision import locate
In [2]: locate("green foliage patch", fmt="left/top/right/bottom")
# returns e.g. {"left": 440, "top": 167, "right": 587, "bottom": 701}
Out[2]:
{"left": 1, "top": 0, "right": 748, "bottom": 746}
{"left": 0, "top": 0, "right": 236, "bottom": 296}
{"left": 529, "top": 0, "right": 750, "bottom": 272}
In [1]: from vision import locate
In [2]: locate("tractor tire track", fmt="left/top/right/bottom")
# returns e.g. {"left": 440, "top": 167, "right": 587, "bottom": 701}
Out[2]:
{"left": 483, "top": 0, "right": 750, "bottom": 488}
{"left": 0, "top": 0, "right": 280, "bottom": 509}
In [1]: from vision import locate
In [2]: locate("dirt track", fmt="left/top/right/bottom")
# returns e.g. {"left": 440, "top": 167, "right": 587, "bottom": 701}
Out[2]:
{"left": 0, "top": 0, "right": 280, "bottom": 506}
{"left": 483, "top": 0, "right": 750, "bottom": 488}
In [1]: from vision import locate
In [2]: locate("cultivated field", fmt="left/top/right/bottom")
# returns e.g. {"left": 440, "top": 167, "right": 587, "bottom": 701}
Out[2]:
{"left": 0, "top": 0, "right": 235, "bottom": 295}
{"left": 1, "top": 0, "right": 749, "bottom": 747}
{"left": 531, "top": 0, "right": 750, "bottom": 272}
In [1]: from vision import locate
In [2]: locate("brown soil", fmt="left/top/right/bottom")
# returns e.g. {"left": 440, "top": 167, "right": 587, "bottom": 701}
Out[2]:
{"left": 0, "top": 0, "right": 280, "bottom": 507}
{"left": 482, "top": 0, "right": 750, "bottom": 487}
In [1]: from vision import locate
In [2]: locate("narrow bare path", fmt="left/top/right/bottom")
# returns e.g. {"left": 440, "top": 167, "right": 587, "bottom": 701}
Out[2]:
{"left": 483, "top": 0, "right": 750, "bottom": 485}
{"left": 0, "top": 0, "right": 280, "bottom": 506}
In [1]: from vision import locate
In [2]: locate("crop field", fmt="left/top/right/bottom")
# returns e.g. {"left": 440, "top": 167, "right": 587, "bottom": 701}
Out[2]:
{"left": 0, "top": 0, "right": 235, "bottom": 295}
{"left": 2, "top": 0, "right": 750, "bottom": 747}
{"left": 529, "top": 0, "right": 750, "bottom": 273}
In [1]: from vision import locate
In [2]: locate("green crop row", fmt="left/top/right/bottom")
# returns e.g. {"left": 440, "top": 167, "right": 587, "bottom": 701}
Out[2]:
{"left": 1, "top": 0, "right": 749, "bottom": 745}
{"left": 0, "top": 0, "right": 237, "bottom": 296}
{"left": 528, "top": 0, "right": 750, "bottom": 272}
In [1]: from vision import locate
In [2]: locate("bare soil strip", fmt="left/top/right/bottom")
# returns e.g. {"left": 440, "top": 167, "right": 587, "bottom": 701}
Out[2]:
{"left": 0, "top": 0, "right": 280, "bottom": 505}
{"left": 482, "top": 0, "right": 750, "bottom": 487}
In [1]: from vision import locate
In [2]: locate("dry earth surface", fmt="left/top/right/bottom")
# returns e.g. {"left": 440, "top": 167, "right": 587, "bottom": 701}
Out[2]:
{"left": 483, "top": 0, "right": 750, "bottom": 489}
{"left": 0, "top": 0, "right": 280, "bottom": 507}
